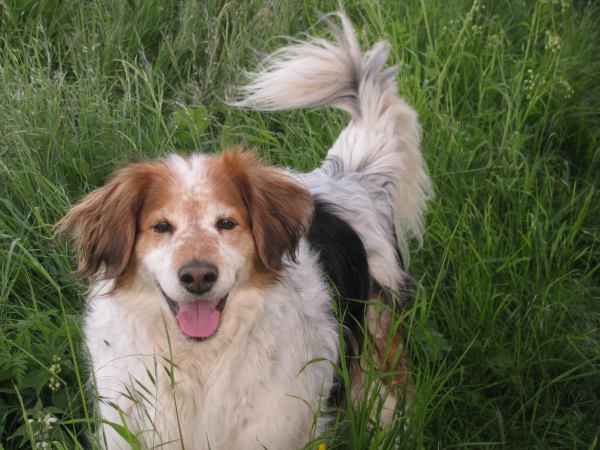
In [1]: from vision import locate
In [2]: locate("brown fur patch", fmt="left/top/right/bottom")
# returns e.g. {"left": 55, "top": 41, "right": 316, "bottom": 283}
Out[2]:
{"left": 214, "top": 149, "right": 313, "bottom": 275}
{"left": 367, "top": 302, "right": 413, "bottom": 396}
{"left": 56, "top": 162, "right": 171, "bottom": 280}
{"left": 348, "top": 289, "right": 413, "bottom": 410}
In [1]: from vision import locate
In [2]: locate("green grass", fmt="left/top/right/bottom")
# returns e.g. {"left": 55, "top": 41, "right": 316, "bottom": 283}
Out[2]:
{"left": 1, "top": 0, "right": 599, "bottom": 448}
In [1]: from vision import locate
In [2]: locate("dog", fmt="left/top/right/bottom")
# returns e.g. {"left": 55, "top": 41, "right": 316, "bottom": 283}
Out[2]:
{"left": 58, "top": 13, "right": 430, "bottom": 449}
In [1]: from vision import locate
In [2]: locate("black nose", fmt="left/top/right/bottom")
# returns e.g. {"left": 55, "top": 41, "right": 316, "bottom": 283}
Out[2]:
{"left": 178, "top": 261, "right": 218, "bottom": 295}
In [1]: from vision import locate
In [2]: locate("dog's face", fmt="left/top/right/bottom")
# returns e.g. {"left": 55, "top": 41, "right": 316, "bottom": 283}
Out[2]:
{"left": 58, "top": 150, "right": 312, "bottom": 340}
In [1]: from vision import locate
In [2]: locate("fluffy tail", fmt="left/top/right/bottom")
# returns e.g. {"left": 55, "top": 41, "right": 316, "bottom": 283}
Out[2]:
{"left": 235, "top": 13, "right": 432, "bottom": 261}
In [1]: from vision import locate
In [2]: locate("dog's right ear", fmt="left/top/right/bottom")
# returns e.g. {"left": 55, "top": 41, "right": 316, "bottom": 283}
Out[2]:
{"left": 56, "top": 162, "right": 165, "bottom": 280}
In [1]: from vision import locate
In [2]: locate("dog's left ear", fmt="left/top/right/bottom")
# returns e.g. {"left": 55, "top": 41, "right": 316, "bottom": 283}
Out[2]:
{"left": 221, "top": 150, "right": 313, "bottom": 273}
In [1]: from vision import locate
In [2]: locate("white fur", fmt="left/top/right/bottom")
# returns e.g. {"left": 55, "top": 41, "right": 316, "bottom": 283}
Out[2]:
{"left": 87, "top": 241, "right": 337, "bottom": 449}
{"left": 84, "top": 13, "right": 429, "bottom": 449}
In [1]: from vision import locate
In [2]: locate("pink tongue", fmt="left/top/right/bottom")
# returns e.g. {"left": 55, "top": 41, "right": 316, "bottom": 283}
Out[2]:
{"left": 175, "top": 301, "right": 221, "bottom": 338}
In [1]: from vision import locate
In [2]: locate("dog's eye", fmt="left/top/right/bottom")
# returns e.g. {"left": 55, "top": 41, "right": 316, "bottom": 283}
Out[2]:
{"left": 152, "top": 221, "right": 172, "bottom": 233}
{"left": 216, "top": 218, "right": 237, "bottom": 231}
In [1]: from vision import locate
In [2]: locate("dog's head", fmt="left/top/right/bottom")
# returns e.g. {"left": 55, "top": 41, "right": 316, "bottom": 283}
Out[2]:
{"left": 57, "top": 149, "right": 312, "bottom": 340}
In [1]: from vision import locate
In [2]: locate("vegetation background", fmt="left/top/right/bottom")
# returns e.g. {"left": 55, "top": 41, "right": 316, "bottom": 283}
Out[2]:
{"left": 0, "top": 0, "right": 598, "bottom": 448}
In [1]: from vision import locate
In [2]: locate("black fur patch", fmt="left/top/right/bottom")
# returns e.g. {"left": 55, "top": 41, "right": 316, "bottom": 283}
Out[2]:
{"left": 306, "top": 198, "right": 371, "bottom": 405}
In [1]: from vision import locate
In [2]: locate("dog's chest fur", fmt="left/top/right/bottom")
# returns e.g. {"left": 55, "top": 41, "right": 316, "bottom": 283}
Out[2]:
{"left": 85, "top": 243, "right": 338, "bottom": 449}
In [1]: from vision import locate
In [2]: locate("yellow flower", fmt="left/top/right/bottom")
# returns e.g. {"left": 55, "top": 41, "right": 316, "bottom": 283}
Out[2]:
{"left": 317, "top": 443, "right": 327, "bottom": 450}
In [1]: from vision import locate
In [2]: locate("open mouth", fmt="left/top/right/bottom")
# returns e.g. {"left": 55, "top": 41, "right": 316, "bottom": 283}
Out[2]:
{"left": 161, "top": 289, "right": 228, "bottom": 341}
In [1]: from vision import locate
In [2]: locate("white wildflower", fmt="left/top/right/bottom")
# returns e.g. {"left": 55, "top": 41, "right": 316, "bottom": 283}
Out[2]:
{"left": 48, "top": 356, "right": 62, "bottom": 392}
{"left": 524, "top": 69, "right": 536, "bottom": 99}
{"left": 544, "top": 31, "right": 561, "bottom": 52}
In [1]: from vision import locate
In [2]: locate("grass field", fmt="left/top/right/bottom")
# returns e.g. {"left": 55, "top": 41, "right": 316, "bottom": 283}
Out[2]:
{"left": 1, "top": 0, "right": 599, "bottom": 448}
